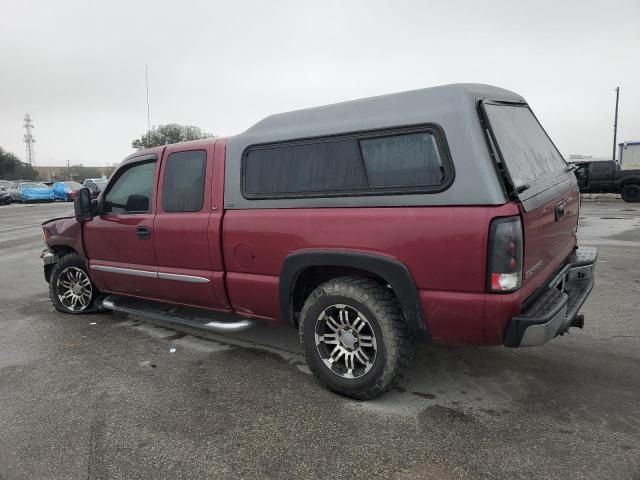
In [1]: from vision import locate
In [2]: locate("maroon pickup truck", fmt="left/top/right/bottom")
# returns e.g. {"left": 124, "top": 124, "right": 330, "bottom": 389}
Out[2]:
{"left": 41, "top": 84, "right": 597, "bottom": 399}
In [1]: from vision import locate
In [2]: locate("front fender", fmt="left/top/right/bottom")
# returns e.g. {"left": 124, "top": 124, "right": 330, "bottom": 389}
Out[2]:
{"left": 43, "top": 216, "right": 85, "bottom": 258}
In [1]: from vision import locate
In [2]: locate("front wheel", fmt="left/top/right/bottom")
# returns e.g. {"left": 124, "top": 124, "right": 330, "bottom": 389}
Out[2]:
{"left": 49, "top": 254, "right": 97, "bottom": 314}
{"left": 299, "top": 276, "right": 414, "bottom": 400}
{"left": 621, "top": 184, "right": 640, "bottom": 202}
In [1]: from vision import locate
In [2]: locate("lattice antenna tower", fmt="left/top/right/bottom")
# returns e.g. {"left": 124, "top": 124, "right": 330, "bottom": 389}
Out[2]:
{"left": 24, "top": 113, "right": 36, "bottom": 166}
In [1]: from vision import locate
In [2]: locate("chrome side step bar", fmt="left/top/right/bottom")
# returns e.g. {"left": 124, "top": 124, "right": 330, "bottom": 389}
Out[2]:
{"left": 102, "top": 296, "right": 254, "bottom": 333}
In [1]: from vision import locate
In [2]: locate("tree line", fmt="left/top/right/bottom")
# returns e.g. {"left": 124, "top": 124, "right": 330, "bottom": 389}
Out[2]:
{"left": 131, "top": 124, "right": 214, "bottom": 149}
{"left": 0, "top": 147, "right": 38, "bottom": 180}
{"left": 2, "top": 123, "right": 212, "bottom": 181}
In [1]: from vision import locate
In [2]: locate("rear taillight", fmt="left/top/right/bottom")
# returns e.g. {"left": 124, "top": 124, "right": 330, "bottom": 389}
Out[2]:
{"left": 487, "top": 216, "right": 523, "bottom": 293}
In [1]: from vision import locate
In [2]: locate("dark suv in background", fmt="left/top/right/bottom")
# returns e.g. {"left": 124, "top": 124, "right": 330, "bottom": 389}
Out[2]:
{"left": 573, "top": 160, "right": 640, "bottom": 202}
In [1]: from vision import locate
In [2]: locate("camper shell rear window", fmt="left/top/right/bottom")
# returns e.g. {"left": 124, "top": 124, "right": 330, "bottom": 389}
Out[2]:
{"left": 483, "top": 102, "right": 567, "bottom": 190}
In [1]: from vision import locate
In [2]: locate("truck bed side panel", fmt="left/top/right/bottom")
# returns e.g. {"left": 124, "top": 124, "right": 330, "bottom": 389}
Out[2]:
{"left": 222, "top": 204, "right": 519, "bottom": 333}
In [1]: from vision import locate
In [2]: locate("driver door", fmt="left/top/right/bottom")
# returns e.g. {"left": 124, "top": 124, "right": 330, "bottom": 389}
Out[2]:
{"left": 84, "top": 156, "right": 163, "bottom": 299}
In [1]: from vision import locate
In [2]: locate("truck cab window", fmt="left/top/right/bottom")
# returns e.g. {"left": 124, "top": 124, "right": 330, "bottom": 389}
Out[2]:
{"left": 103, "top": 161, "right": 155, "bottom": 214}
{"left": 161, "top": 150, "right": 206, "bottom": 212}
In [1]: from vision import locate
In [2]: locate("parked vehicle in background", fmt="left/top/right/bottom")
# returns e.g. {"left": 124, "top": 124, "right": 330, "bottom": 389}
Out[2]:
{"left": 52, "top": 181, "right": 84, "bottom": 202}
{"left": 83, "top": 180, "right": 107, "bottom": 199}
{"left": 0, "top": 186, "right": 10, "bottom": 205}
{"left": 84, "top": 181, "right": 100, "bottom": 198}
{"left": 8, "top": 181, "right": 54, "bottom": 203}
{"left": 83, "top": 178, "right": 105, "bottom": 187}
{"left": 573, "top": 160, "right": 640, "bottom": 202}
{"left": 0, "top": 180, "right": 13, "bottom": 190}
{"left": 41, "top": 84, "right": 597, "bottom": 399}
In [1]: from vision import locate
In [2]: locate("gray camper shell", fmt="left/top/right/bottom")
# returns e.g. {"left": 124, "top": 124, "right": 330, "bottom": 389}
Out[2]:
{"left": 225, "top": 83, "right": 527, "bottom": 209}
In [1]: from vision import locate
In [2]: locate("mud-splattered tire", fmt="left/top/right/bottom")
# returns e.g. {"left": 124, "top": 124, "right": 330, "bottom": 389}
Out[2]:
{"left": 49, "top": 253, "right": 97, "bottom": 314}
{"left": 621, "top": 184, "right": 640, "bottom": 203}
{"left": 299, "top": 276, "right": 414, "bottom": 400}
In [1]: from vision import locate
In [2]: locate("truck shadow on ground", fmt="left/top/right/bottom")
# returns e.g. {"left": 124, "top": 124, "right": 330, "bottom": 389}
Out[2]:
{"left": 104, "top": 311, "right": 635, "bottom": 427}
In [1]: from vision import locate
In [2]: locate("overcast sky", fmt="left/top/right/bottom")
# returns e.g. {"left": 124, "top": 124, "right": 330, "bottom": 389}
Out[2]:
{"left": 1, "top": 0, "right": 639, "bottom": 166}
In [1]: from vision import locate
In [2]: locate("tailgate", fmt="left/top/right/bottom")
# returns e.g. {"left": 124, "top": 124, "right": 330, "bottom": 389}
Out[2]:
{"left": 482, "top": 101, "right": 578, "bottom": 296}
{"left": 518, "top": 178, "right": 579, "bottom": 294}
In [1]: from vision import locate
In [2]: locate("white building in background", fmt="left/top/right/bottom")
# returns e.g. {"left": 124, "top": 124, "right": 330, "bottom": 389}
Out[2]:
{"left": 619, "top": 141, "right": 640, "bottom": 166}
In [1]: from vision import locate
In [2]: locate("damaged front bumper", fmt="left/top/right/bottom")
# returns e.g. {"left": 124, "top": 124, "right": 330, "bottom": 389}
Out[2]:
{"left": 504, "top": 246, "right": 598, "bottom": 347}
{"left": 41, "top": 248, "right": 58, "bottom": 282}
{"left": 41, "top": 248, "right": 58, "bottom": 265}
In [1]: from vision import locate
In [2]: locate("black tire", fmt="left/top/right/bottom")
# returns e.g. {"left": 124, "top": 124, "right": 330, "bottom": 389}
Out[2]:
{"left": 299, "top": 276, "right": 414, "bottom": 400}
{"left": 621, "top": 184, "right": 640, "bottom": 202}
{"left": 49, "top": 253, "right": 97, "bottom": 314}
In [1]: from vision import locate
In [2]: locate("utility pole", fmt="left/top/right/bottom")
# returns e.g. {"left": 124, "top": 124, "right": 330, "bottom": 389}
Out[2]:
{"left": 145, "top": 64, "right": 151, "bottom": 134}
{"left": 23, "top": 114, "right": 35, "bottom": 166}
{"left": 612, "top": 87, "right": 620, "bottom": 164}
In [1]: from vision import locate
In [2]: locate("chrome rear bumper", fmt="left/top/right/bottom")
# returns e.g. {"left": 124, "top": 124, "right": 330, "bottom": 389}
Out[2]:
{"left": 504, "top": 246, "right": 597, "bottom": 347}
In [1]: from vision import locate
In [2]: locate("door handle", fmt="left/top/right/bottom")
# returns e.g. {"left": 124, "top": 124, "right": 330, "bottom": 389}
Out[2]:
{"left": 136, "top": 226, "right": 152, "bottom": 239}
{"left": 555, "top": 201, "right": 567, "bottom": 221}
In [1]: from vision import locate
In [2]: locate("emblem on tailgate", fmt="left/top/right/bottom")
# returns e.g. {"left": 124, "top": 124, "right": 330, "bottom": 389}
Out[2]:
{"left": 525, "top": 260, "right": 544, "bottom": 280}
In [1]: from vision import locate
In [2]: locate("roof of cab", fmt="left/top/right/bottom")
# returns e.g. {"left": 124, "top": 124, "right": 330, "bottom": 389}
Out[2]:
{"left": 122, "top": 138, "right": 221, "bottom": 167}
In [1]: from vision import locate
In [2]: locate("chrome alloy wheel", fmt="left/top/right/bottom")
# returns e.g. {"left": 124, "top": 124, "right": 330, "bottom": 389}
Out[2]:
{"left": 314, "top": 304, "right": 377, "bottom": 379}
{"left": 56, "top": 267, "right": 93, "bottom": 312}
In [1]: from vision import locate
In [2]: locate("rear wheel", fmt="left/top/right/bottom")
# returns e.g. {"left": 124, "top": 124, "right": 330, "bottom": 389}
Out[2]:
{"left": 49, "top": 254, "right": 97, "bottom": 314}
{"left": 621, "top": 184, "right": 640, "bottom": 202}
{"left": 299, "top": 276, "right": 413, "bottom": 400}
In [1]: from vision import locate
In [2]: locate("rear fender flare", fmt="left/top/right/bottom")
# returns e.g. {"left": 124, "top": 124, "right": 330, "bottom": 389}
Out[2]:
{"left": 280, "top": 250, "right": 427, "bottom": 334}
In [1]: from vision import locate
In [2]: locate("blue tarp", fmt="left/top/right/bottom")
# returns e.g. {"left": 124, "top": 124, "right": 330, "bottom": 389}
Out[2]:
{"left": 52, "top": 182, "right": 70, "bottom": 201}
{"left": 23, "top": 187, "right": 54, "bottom": 201}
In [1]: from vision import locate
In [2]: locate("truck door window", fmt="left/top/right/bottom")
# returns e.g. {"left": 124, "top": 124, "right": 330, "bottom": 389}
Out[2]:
{"left": 484, "top": 103, "right": 566, "bottom": 189}
{"left": 103, "top": 161, "right": 155, "bottom": 214}
{"left": 161, "top": 150, "right": 206, "bottom": 212}
{"left": 592, "top": 161, "right": 614, "bottom": 178}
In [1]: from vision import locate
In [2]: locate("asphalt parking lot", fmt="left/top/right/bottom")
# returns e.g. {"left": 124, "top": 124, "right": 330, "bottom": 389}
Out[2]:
{"left": 0, "top": 200, "right": 638, "bottom": 480}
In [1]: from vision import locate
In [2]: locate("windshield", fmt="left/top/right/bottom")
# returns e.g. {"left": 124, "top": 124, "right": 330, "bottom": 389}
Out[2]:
{"left": 21, "top": 182, "right": 47, "bottom": 188}
{"left": 484, "top": 103, "right": 567, "bottom": 189}
{"left": 64, "top": 181, "right": 83, "bottom": 189}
